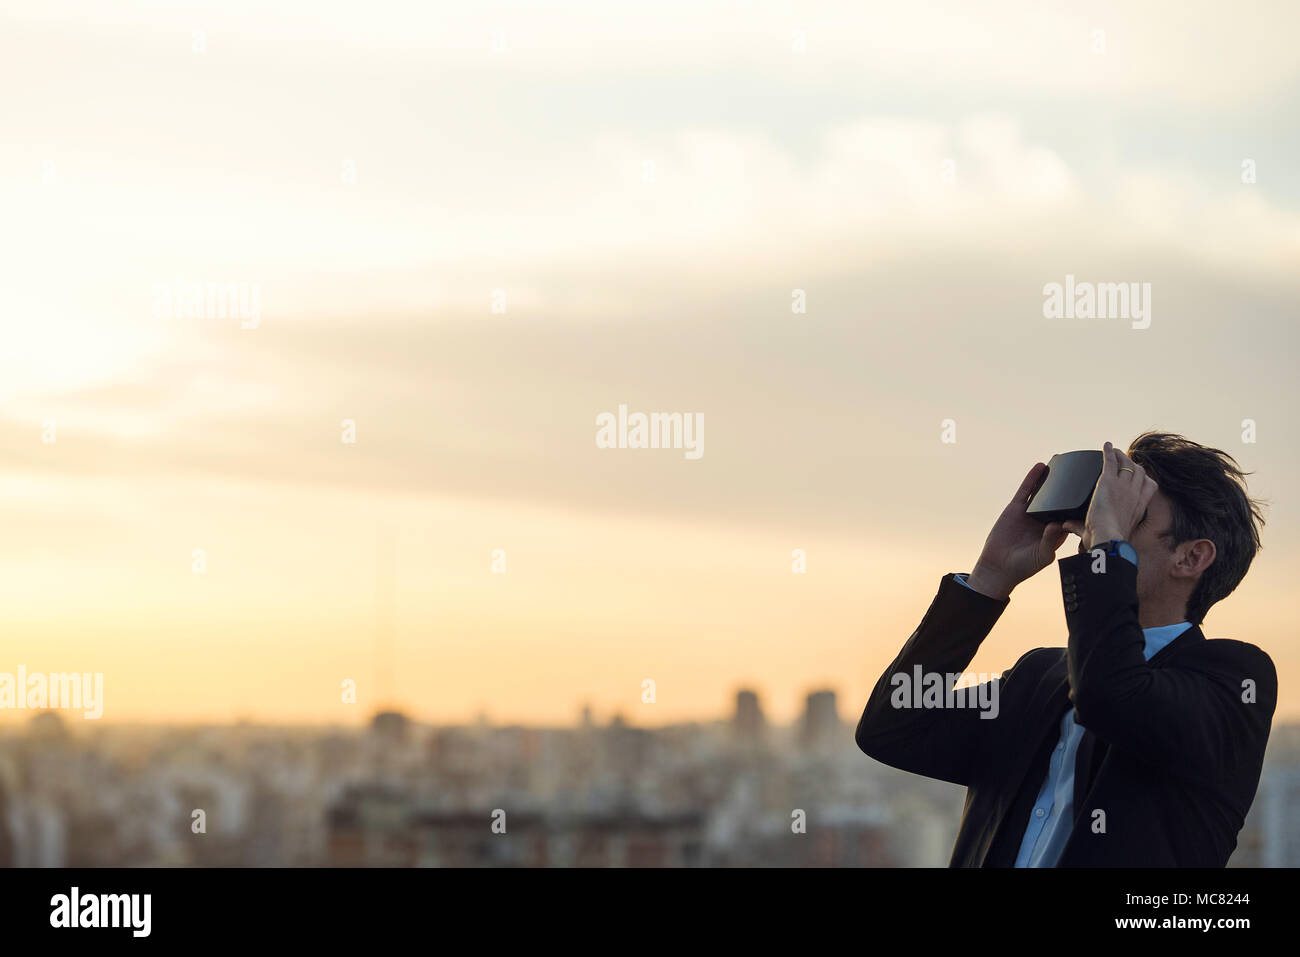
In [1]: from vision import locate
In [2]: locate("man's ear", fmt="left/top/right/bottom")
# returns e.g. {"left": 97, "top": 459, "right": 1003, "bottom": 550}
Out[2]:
{"left": 1173, "top": 539, "right": 1216, "bottom": 580}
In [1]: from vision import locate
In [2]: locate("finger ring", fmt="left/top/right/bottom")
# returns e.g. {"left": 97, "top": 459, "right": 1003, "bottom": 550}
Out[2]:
{"left": 1118, "top": 467, "right": 1134, "bottom": 474}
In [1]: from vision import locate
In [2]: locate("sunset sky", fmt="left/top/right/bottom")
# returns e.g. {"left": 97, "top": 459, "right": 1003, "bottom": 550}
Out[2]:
{"left": 1, "top": 1, "right": 1297, "bottom": 726}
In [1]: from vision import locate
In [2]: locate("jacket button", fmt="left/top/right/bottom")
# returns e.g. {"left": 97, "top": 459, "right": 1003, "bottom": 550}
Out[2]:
{"left": 1063, "top": 573, "right": 1075, "bottom": 584}
{"left": 1065, "top": 601, "right": 1078, "bottom": 612}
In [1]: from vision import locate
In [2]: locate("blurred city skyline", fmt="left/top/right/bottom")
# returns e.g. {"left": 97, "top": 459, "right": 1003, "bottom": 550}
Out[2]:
{"left": 4, "top": 700, "right": 1298, "bottom": 867}
{"left": 0, "top": 683, "right": 846, "bottom": 731}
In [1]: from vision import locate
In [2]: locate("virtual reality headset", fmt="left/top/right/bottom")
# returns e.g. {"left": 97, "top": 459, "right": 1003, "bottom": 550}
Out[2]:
{"left": 1025, "top": 450, "right": 1104, "bottom": 523}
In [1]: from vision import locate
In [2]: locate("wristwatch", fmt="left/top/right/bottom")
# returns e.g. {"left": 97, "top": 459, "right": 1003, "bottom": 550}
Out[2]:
{"left": 1091, "top": 539, "right": 1138, "bottom": 565}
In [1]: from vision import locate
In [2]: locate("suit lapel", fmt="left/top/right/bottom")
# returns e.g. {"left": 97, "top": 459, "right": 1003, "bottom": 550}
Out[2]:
{"left": 1073, "top": 728, "right": 1100, "bottom": 812}
{"left": 1070, "top": 624, "right": 1205, "bottom": 811}
{"left": 994, "top": 654, "right": 1072, "bottom": 833}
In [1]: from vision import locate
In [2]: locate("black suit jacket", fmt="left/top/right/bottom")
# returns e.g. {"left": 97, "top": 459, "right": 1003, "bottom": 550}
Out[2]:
{"left": 855, "top": 551, "right": 1277, "bottom": 866}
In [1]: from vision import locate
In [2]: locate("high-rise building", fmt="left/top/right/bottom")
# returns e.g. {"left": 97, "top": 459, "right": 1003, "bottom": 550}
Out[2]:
{"left": 733, "top": 689, "right": 765, "bottom": 741}
{"left": 801, "top": 689, "right": 841, "bottom": 753}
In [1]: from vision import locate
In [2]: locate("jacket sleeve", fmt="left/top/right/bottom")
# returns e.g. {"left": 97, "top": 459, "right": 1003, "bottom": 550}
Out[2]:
{"left": 855, "top": 572, "right": 1019, "bottom": 787}
{"left": 1060, "top": 551, "right": 1277, "bottom": 781}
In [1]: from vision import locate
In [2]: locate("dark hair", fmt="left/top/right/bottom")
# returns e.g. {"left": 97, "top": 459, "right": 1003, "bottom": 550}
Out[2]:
{"left": 1127, "top": 432, "right": 1265, "bottom": 624}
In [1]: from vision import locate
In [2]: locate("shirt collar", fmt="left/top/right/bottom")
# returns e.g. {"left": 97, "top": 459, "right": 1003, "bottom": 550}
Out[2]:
{"left": 1142, "top": 621, "right": 1192, "bottom": 660}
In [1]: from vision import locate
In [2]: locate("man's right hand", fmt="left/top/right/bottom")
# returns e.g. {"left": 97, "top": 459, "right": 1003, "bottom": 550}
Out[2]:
{"left": 965, "top": 462, "right": 1069, "bottom": 600}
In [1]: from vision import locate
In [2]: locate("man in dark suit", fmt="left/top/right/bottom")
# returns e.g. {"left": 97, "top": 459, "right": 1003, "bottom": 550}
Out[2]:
{"left": 855, "top": 433, "right": 1276, "bottom": 866}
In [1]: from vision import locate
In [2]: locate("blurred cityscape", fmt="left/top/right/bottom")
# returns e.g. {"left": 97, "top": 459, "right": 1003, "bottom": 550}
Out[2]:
{"left": 1, "top": 691, "right": 1296, "bottom": 867}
